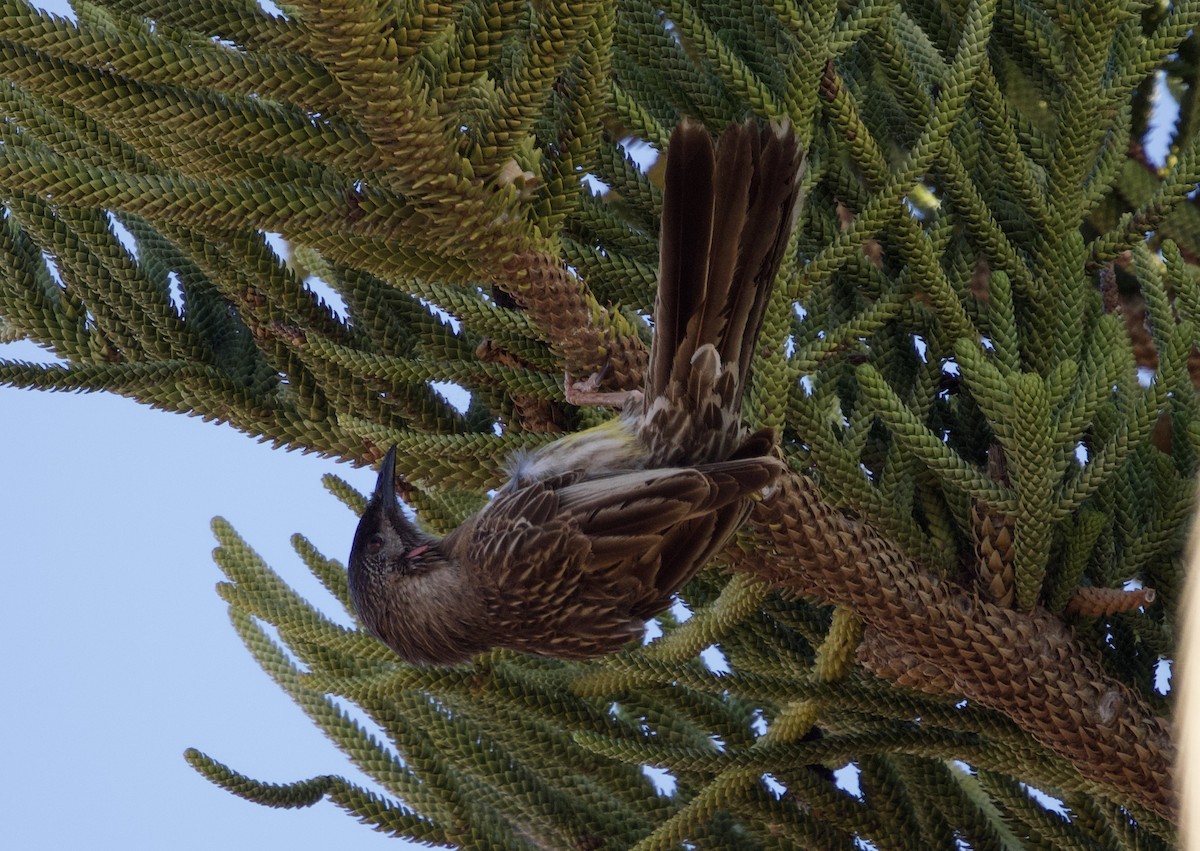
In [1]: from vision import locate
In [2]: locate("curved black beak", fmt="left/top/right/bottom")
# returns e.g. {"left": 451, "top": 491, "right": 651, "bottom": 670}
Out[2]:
{"left": 373, "top": 445, "right": 399, "bottom": 505}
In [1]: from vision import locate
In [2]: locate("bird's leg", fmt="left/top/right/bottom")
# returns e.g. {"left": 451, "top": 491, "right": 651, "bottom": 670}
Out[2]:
{"left": 564, "top": 361, "right": 639, "bottom": 408}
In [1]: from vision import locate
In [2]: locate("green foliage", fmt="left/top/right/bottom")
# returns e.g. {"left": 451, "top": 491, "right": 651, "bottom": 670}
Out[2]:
{"left": 2, "top": 0, "right": 1198, "bottom": 846}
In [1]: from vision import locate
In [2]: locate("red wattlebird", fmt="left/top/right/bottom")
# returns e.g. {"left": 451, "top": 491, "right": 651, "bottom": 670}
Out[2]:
{"left": 348, "top": 119, "right": 803, "bottom": 664}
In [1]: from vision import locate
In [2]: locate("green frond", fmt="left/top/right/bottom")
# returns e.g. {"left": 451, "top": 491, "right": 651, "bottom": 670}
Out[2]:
{"left": 857, "top": 362, "right": 1016, "bottom": 509}
{"left": 1057, "top": 376, "right": 1166, "bottom": 518}
{"left": 637, "top": 575, "right": 772, "bottom": 666}
{"left": 183, "top": 749, "right": 335, "bottom": 808}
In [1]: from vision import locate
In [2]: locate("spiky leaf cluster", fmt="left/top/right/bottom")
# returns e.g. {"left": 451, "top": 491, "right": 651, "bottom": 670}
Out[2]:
{"left": 2, "top": 0, "right": 1198, "bottom": 847}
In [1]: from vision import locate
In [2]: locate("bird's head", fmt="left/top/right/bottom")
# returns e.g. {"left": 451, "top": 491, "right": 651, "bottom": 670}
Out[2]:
{"left": 348, "top": 448, "right": 442, "bottom": 615}
{"left": 347, "top": 446, "right": 481, "bottom": 665}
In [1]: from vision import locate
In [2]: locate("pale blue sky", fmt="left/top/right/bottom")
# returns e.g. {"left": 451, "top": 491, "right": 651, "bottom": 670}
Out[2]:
{"left": 3, "top": 2, "right": 414, "bottom": 844}
{"left": 1, "top": 337, "right": 404, "bottom": 848}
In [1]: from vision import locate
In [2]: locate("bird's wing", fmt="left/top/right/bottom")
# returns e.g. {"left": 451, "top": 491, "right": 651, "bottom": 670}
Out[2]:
{"left": 441, "top": 473, "right": 639, "bottom": 657}
{"left": 554, "top": 458, "right": 781, "bottom": 614}
{"left": 447, "top": 458, "right": 780, "bottom": 657}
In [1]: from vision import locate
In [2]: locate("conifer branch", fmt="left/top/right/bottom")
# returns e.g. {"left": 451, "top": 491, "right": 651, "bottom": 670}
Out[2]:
{"left": 748, "top": 471, "right": 1175, "bottom": 820}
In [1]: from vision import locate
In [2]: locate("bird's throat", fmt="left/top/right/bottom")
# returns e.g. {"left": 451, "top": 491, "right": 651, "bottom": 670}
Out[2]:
{"left": 376, "top": 559, "right": 488, "bottom": 665}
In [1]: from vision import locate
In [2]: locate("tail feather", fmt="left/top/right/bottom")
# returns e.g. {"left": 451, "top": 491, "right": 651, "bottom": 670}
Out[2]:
{"left": 729, "top": 124, "right": 804, "bottom": 388}
{"left": 653, "top": 121, "right": 716, "bottom": 396}
{"left": 683, "top": 125, "right": 753, "bottom": 386}
{"left": 644, "top": 119, "right": 803, "bottom": 462}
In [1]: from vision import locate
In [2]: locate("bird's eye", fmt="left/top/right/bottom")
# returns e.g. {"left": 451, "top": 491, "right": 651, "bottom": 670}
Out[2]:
{"left": 366, "top": 534, "right": 384, "bottom": 554}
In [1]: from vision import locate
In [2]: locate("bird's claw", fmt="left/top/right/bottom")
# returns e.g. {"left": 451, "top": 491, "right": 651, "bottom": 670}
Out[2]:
{"left": 564, "top": 362, "right": 636, "bottom": 408}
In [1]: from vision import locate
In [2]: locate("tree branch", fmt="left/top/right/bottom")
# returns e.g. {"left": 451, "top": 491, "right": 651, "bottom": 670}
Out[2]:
{"left": 746, "top": 468, "right": 1176, "bottom": 821}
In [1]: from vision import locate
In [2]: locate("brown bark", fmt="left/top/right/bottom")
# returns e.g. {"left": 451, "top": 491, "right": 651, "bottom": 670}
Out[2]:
{"left": 746, "top": 469, "right": 1176, "bottom": 821}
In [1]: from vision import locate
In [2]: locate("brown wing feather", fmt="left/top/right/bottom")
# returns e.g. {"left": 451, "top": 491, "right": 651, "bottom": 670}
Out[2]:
{"left": 447, "top": 458, "right": 782, "bottom": 658}
{"left": 557, "top": 459, "right": 780, "bottom": 618}
{"left": 448, "top": 477, "right": 647, "bottom": 658}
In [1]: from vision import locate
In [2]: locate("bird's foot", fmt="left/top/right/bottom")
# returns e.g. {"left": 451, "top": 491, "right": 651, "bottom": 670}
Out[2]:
{"left": 564, "top": 363, "right": 637, "bottom": 408}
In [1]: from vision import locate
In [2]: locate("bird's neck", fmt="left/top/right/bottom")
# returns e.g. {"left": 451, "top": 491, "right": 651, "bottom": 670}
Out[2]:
{"left": 379, "top": 559, "right": 489, "bottom": 665}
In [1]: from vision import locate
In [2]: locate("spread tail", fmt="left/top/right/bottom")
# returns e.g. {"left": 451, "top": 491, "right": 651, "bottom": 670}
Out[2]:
{"left": 643, "top": 118, "right": 804, "bottom": 464}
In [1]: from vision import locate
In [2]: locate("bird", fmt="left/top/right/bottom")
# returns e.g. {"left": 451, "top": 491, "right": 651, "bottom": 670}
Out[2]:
{"left": 348, "top": 118, "right": 804, "bottom": 665}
